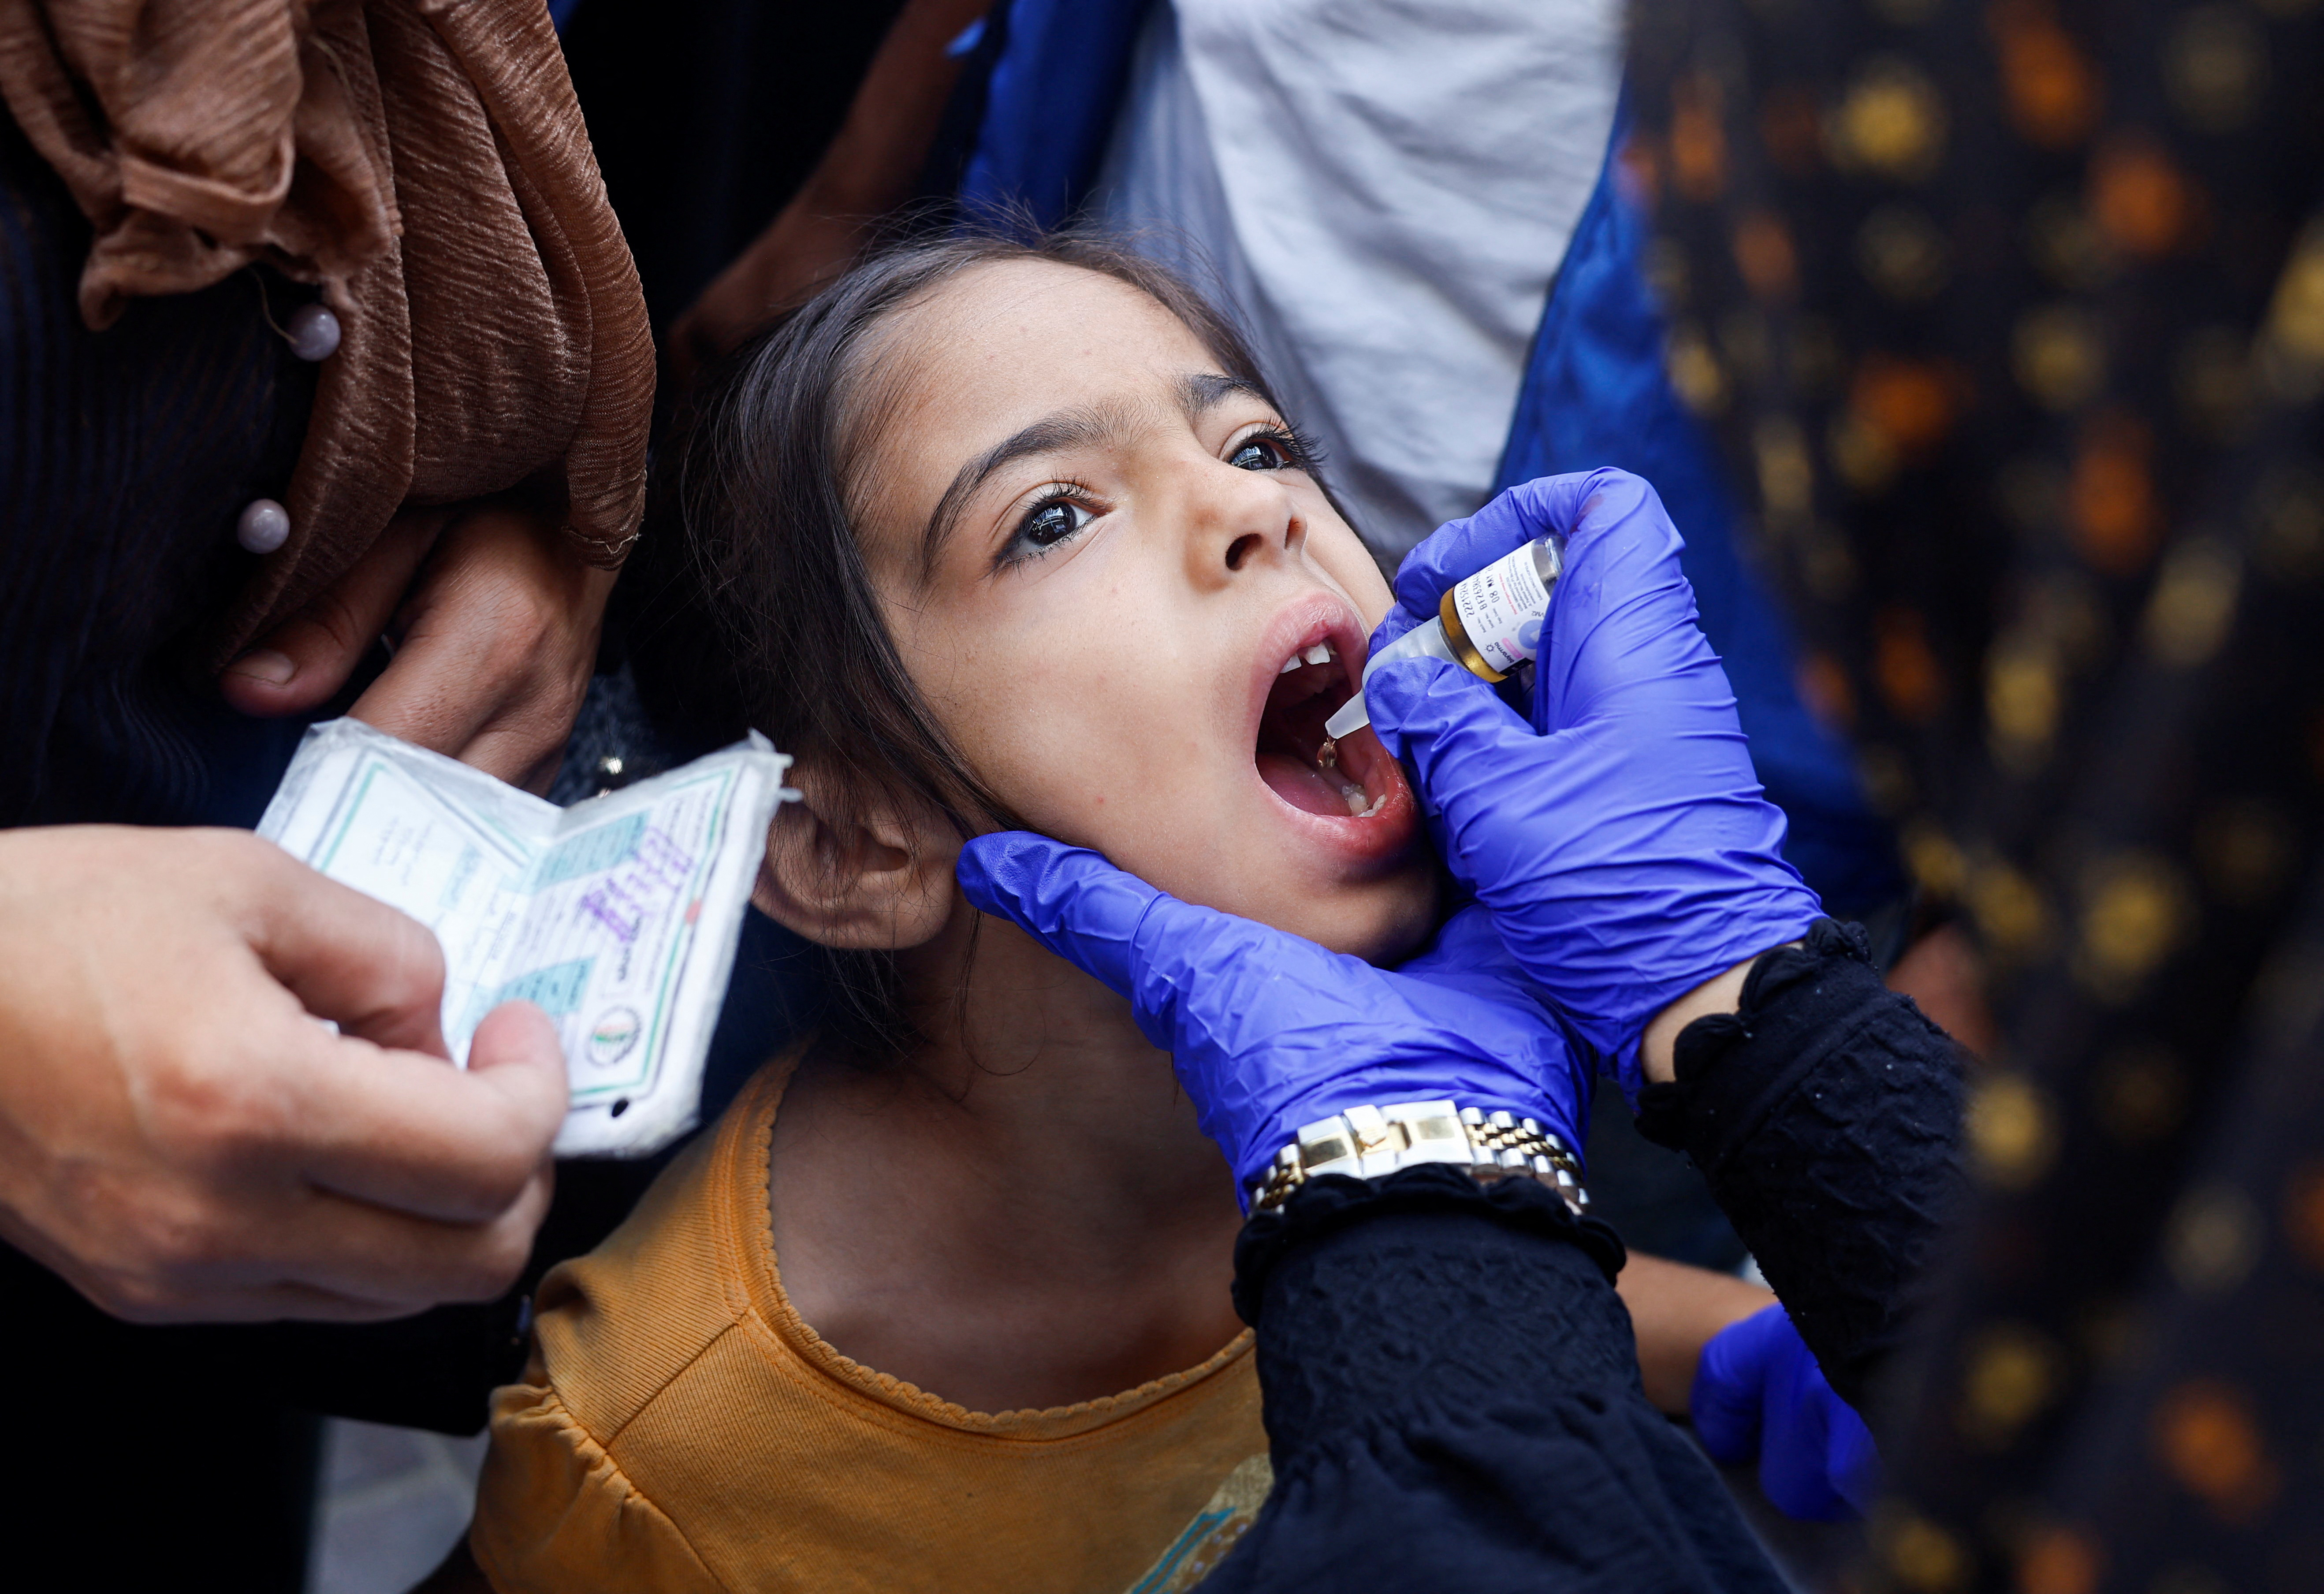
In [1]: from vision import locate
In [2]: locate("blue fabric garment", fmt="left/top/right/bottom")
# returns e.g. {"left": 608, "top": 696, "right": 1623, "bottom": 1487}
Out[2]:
{"left": 1496, "top": 128, "right": 1901, "bottom": 913}
{"left": 955, "top": 0, "right": 1155, "bottom": 230}
{"left": 952, "top": 8, "right": 1899, "bottom": 913}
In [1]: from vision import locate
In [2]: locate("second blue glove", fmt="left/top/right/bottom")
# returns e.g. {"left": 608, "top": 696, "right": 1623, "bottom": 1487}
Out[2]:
{"left": 958, "top": 831, "right": 1594, "bottom": 1200}
{"left": 1364, "top": 469, "right": 1822, "bottom": 1089}
{"left": 1691, "top": 1301, "right": 1880, "bottom": 1522}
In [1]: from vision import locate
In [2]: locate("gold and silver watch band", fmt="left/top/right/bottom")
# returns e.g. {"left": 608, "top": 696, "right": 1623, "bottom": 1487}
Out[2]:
{"left": 1248, "top": 1100, "right": 1589, "bottom": 1216}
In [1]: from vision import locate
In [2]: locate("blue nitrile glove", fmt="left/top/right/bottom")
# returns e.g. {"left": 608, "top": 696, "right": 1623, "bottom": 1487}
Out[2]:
{"left": 1691, "top": 1302, "right": 1880, "bottom": 1522}
{"left": 1363, "top": 468, "right": 1822, "bottom": 1089}
{"left": 957, "top": 832, "right": 1593, "bottom": 1199}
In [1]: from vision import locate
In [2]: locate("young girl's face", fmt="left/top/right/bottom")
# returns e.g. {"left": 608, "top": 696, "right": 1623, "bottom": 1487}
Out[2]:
{"left": 852, "top": 260, "right": 1436, "bottom": 961}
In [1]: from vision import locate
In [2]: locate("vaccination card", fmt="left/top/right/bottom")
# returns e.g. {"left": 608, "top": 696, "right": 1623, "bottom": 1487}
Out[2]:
{"left": 259, "top": 717, "right": 796, "bottom": 1156}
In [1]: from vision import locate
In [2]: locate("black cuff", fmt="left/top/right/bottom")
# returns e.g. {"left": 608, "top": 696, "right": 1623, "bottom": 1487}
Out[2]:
{"left": 1629, "top": 917, "right": 1966, "bottom": 1407}
{"left": 1204, "top": 1166, "right": 1791, "bottom": 1594}
{"left": 1635, "top": 917, "right": 1895, "bottom": 1166}
{"left": 1232, "top": 1161, "right": 1626, "bottom": 1327}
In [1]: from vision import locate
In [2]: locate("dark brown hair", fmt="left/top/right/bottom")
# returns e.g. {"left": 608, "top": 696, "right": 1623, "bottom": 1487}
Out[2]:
{"left": 657, "top": 228, "right": 1296, "bottom": 1061}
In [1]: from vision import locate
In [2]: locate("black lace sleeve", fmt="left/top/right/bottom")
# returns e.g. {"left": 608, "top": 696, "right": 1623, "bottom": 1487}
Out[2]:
{"left": 1200, "top": 1165, "right": 1789, "bottom": 1594}
{"left": 1635, "top": 918, "right": 1969, "bottom": 1408}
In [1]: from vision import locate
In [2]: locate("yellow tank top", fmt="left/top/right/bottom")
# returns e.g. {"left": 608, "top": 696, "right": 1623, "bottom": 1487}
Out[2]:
{"left": 469, "top": 1047, "right": 1269, "bottom": 1594}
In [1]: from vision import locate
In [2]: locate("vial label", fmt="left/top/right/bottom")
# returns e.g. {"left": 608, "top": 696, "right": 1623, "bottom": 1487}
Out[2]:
{"left": 1449, "top": 542, "right": 1553, "bottom": 674}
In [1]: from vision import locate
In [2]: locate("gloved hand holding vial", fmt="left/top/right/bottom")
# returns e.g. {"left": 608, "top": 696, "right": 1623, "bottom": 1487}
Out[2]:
{"left": 1362, "top": 468, "right": 1822, "bottom": 1089}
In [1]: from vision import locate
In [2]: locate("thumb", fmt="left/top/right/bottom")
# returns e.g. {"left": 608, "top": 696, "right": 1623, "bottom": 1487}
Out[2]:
{"left": 1829, "top": 1396, "right": 1882, "bottom": 1517}
{"left": 1363, "top": 652, "right": 1532, "bottom": 766}
{"left": 957, "top": 833, "right": 1311, "bottom": 1058}
{"left": 957, "top": 833, "right": 1165, "bottom": 997}
{"left": 1383, "top": 472, "right": 1596, "bottom": 643}
{"left": 219, "top": 510, "right": 441, "bottom": 718}
{"left": 1689, "top": 1304, "right": 1781, "bottom": 1466}
{"left": 465, "top": 999, "right": 573, "bottom": 1153}
{"left": 1362, "top": 654, "right": 1547, "bottom": 869}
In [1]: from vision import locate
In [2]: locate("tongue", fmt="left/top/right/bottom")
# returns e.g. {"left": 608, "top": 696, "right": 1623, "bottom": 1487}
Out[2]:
{"left": 1259, "top": 752, "right": 1357, "bottom": 817}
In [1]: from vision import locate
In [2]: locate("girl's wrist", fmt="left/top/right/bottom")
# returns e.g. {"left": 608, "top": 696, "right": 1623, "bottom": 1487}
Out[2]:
{"left": 1616, "top": 1252, "right": 1777, "bottom": 1414}
{"left": 1639, "top": 946, "right": 1798, "bottom": 1085}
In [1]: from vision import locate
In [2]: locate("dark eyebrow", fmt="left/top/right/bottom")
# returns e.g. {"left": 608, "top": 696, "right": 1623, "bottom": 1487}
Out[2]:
{"left": 919, "top": 409, "right": 1115, "bottom": 581}
{"left": 1178, "top": 372, "right": 1272, "bottom": 420}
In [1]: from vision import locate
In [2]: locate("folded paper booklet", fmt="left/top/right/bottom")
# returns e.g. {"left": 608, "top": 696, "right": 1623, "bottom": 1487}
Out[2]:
{"left": 259, "top": 718, "right": 796, "bottom": 1156}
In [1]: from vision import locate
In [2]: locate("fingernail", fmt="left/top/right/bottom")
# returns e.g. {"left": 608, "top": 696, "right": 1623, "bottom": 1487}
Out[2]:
{"left": 227, "top": 649, "right": 296, "bottom": 686}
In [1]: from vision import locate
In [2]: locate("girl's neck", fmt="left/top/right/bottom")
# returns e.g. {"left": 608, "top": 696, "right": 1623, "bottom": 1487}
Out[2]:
{"left": 768, "top": 906, "right": 1247, "bottom": 1413}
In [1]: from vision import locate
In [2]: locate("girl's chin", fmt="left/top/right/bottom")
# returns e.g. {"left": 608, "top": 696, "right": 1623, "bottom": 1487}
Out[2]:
{"left": 1281, "top": 858, "right": 1442, "bottom": 966}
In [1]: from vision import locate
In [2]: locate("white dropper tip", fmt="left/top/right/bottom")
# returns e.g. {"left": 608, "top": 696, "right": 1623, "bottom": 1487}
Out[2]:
{"left": 1325, "top": 692, "right": 1370, "bottom": 741}
{"left": 1327, "top": 619, "right": 1460, "bottom": 742}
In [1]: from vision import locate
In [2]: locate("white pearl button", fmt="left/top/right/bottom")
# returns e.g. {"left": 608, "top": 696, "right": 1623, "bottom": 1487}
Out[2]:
{"left": 238, "top": 498, "right": 291, "bottom": 554}
{"left": 285, "top": 303, "right": 342, "bottom": 361}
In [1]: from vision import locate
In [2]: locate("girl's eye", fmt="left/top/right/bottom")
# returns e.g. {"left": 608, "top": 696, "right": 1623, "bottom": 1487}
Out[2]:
{"left": 1002, "top": 495, "right": 1095, "bottom": 564}
{"left": 1229, "top": 433, "right": 1292, "bottom": 472}
{"left": 1022, "top": 498, "right": 1090, "bottom": 547}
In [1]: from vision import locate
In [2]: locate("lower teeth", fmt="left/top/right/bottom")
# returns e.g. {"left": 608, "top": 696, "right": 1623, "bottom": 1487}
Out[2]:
{"left": 1341, "top": 783, "right": 1368, "bottom": 816}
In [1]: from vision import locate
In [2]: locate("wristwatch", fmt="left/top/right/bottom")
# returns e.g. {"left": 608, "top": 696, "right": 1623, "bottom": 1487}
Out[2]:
{"left": 1247, "top": 1100, "right": 1588, "bottom": 1216}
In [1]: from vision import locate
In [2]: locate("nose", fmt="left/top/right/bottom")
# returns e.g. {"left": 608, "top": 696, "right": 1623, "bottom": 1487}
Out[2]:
{"left": 1184, "top": 458, "right": 1304, "bottom": 589}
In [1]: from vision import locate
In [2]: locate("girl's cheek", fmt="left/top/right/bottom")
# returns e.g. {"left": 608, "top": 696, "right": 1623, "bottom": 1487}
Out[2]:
{"left": 1307, "top": 528, "right": 1393, "bottom": 620}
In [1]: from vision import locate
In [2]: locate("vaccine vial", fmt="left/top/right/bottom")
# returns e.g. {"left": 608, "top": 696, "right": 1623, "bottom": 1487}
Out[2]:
{"left": 1325, "top": 536, "right": 1564, "bottom": 739}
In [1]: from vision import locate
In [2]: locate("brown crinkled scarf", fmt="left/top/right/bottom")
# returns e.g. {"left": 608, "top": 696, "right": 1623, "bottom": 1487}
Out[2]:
{"left": 0, "top": 0, "right": 653, "bottom": 664}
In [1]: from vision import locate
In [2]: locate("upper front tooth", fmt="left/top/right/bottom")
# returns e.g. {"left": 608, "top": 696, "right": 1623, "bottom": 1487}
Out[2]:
{"left": 1279, "top": 654, "right": 1303, "bottom": 674}
{"left": 1302, "top": 643, "right": 1332, "bottom": 666}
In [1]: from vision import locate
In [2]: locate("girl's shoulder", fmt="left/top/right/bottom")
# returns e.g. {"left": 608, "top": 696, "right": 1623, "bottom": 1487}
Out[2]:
{"left": 521, "top": 1040, "right": 811, "bottom": 1429}
{"left": 469, "top": 1041, "right": 809, "bottom": 1591}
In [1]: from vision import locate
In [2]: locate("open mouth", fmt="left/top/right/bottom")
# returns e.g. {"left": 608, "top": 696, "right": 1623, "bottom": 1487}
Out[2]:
{"left": 1256, "top": 636, "right": 1398, "bottom": 820}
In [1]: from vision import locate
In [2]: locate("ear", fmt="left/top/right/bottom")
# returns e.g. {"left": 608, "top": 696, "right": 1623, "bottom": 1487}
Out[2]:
{"left": 752, "top": 762, "right": 960, "bottom": 950}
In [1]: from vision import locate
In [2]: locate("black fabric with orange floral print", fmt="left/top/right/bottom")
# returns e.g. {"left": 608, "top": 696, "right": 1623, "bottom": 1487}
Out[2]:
{"left": 1631, "top": 0, "right": 2324, "bottom": 1587}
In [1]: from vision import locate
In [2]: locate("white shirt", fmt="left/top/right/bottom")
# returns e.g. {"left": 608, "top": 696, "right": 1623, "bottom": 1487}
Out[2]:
{"left": 1093, "top": 0, "right": 1623, "bottom": 552}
